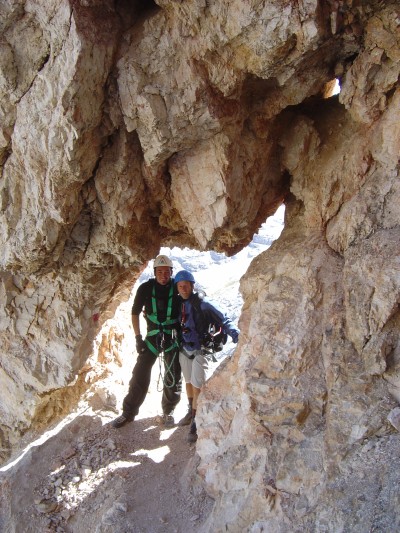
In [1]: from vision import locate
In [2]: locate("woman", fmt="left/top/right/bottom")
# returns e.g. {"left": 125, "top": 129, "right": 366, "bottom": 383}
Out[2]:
{"left": 174, "top": 270, "right": 239, "bottom": 442}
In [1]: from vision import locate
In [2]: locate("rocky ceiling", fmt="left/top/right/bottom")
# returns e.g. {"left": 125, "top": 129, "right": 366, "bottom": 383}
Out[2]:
{"left": 0, "top": 0, "right": 399, "bottom": 530}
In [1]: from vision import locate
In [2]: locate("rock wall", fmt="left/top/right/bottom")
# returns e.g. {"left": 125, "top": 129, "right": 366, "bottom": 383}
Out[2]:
{"left": 0, "top": 0, "right": 399, "bottom": 530}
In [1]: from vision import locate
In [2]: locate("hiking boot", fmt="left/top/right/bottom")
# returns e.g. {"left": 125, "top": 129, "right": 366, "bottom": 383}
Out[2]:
{"left": 161, "top": 413, "right": 175, "bottom": 427}
{"left": 112, "top": 414, "right": 133, "bottom": 428}
{"left": 178, "top": 407, "right": 192, "bottom": 426}
{"left": 187, "top": 419, "right": 198, "bottom": 443}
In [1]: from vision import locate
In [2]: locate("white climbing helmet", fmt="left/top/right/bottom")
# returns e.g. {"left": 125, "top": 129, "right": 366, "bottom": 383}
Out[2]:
{"left": 153, "top": 254, "right": 173, "bottom": 269}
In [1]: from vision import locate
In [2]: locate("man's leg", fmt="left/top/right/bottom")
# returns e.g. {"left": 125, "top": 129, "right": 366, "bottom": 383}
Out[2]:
{"left": 113, "top": 349, "right": 156, "bottom": 428}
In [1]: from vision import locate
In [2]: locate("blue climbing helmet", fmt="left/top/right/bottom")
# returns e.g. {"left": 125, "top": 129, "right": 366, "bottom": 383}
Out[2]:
{"left": 174, "top": 270, "right": 195, "bottom": 284}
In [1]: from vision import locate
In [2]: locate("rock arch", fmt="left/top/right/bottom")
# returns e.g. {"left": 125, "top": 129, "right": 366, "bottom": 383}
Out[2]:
{"left": 0, "top": 0, "right": 399, "bottom": 529}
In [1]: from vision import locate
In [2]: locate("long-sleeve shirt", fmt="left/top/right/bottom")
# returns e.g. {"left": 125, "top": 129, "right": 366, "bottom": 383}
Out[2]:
{"left": 179, "top": 292, "right": 239, "bottom": 351}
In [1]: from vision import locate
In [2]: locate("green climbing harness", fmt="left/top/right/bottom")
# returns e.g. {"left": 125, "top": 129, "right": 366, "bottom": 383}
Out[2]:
{"left": 144, "top": 283, "right": 179, "bottom": 354}
{"left": 144, "top": 283, "right": 180, "bottom": 389}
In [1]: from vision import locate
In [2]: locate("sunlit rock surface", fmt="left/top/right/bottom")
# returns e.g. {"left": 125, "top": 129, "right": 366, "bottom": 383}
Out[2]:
{"left": 0, "top": 0, "right": 399, "bottom": 530}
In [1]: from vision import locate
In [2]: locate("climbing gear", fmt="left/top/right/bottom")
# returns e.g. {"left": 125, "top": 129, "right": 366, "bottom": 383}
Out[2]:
{"left": 142, "top": 281, "right": 180, "bottom": 393}
{"left": 189, "top": 293, "right": 228, "bottom": 353}
{"left": 187, "top": 418, "right": 198, "bottom": 443}
{"left": 144, "top": 283, "right": 180, "bottom": 357}
{"left": 180, "top": 302, "right": 188, "bottom": 333}
{"left": 174, "top": 270, "right": 195, "bottom": 284}
{"left": 180, "top": 293, "right": 227, "bottom": 354}
{"left": 202, "top": 324, "right": 228, "bottom": 354}
{"left": 112, "top": 414, "right": 134, "bottom": 428}
{"left": 181, "top": 347, "right": 198, "bottom": 360}
{"left": 153, "top": 255, "right": 173, "bottom": 268}
{"left": 157, "top": 343, "right": 180, "bottom": 391}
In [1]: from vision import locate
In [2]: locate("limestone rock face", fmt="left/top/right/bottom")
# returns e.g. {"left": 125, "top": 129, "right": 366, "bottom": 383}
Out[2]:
{"left": 0, "top": 0, "right": 399, "bottom": 530}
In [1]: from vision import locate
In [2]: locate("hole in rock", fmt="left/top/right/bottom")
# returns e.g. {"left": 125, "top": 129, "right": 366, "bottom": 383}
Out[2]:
{"left": 100, "top": 205, "right": 285, "bottom": 422}
{"left": 323, "top": 77, "right": 341, "bottom": 98}
{"left": 116, "top": 0, "right": 160, "bottom": 28}
{"left": 0, "top": 207, "right": 285, "bottom": 475}
{"left": 132, "top": 0, "right": 160, "bottom": 18}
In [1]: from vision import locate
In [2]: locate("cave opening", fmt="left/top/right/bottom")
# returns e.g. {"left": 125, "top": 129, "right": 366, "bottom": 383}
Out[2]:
{"left": 93, "top": 205, "right": 286, "bottom": 423}
{"left": 0, "top": 207, "right": 285, "bottom": 472}
{"left": 324, "top": 77, "right": 341, "bottom": 98}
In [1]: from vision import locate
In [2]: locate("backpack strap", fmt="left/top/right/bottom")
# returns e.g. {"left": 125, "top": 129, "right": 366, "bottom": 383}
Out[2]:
{"left": 190, "top": 292, "right": 209, "bottom": 338}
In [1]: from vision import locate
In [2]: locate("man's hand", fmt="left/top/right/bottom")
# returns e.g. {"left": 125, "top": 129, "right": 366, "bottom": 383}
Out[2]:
{"left": 135, "top": 334, "right": 146, "bottom": 354}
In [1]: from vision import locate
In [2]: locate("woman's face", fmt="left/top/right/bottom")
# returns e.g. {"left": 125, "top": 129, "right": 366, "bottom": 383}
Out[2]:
{"left": 176, "top": 281, "right": 193, "bottom": 300}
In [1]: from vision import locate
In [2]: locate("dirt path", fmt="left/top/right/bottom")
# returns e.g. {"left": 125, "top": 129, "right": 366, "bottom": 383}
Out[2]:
{"left": 0, "top": 368, "right": 214, "bottom": 533}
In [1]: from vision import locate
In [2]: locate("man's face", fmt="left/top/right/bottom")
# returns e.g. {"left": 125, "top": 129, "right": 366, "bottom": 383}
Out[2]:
{"left": 155, "top": 266, "right": 172, "bottom": 285}
{"left": 176, "top": 281, "right": 193, "bottom": 300}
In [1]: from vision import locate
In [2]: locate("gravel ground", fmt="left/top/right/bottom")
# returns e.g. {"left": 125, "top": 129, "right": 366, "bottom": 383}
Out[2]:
{"left": 0, "top": 367, "right": 214, "bottom": 533}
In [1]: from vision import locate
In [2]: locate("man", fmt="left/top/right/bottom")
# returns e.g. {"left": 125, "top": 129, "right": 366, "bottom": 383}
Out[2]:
{"left": 174, "top": 270, "right": 239, "bottom": 443}
{"left": 112, "top": 255, "right": 182, "bottom": 428}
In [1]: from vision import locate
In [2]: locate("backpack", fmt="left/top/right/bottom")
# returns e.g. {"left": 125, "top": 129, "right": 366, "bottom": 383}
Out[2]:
{"left": 191, "top": 292, "right": 228, "bottom": 352}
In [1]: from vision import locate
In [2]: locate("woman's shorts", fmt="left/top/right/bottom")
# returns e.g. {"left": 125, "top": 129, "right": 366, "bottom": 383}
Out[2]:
{"left": 179, "top": 349, "right": 212, "bottom": 388}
